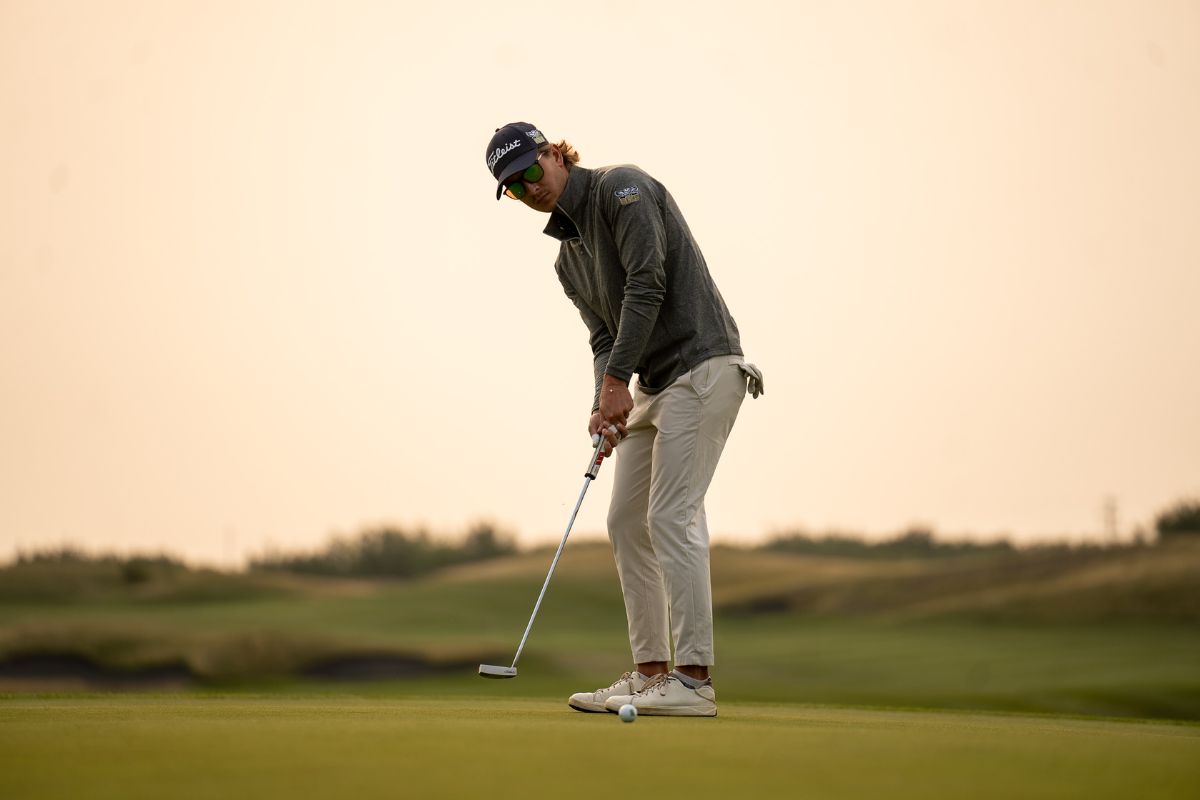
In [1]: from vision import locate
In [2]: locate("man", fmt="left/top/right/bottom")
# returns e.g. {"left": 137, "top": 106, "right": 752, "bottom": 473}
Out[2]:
{"left": 485, "top": 122, "right": 762, "bottom": 717}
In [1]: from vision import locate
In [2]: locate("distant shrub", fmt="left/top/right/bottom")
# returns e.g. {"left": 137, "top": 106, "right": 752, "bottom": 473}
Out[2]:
{"left": 15, "top": 547, "right": 183, "bottom": 572}
{"left": 249, "top": 522, "right": 517, "bottom": 578}
{"left": 16, "top": 545, "right": 93, "bottom": 565}
{"left": 763, "top": 528, "right": 1014, "bottom": 559}
{"left": 462, "top": 525, "right": 513, "bottom": 560}
{"left": 1155, "top": 498, "right": 1200, "bottom": 541}
{"left": 120, "top": 559, "right": 157, "bottom": 584}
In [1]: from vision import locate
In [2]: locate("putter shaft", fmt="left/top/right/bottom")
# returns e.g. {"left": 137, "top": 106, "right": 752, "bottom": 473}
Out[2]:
{"left": 506, "top": 434, "right": 610, "bottom": 671}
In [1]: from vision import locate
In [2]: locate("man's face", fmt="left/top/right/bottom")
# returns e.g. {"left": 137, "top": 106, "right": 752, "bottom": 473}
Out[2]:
{"left": 506, "top": 146, "right": 568, "bottom": 213}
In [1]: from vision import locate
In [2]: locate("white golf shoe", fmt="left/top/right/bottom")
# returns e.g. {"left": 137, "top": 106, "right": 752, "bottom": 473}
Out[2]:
{"left": 604, "top": 672, "right": 717, "bottom": 717}
{"left": 568, "top": 671, "right": 650, "bottom": 713}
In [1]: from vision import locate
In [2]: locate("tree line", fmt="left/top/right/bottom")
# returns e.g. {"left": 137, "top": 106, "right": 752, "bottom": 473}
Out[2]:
{"left": 247, "top": 523, "right": 517, "bottom": 578}
{"left": 9, "top": 498, "right": 1198, "bottom": 578}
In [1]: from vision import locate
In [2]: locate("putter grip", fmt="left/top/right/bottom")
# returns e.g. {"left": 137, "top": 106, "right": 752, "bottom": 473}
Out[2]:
{"left": 586, "top": 426, "right": 618, "bottom": 479}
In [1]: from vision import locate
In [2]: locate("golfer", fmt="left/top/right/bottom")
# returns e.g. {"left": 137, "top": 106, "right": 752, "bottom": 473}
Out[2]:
{"left": 485, "top": 123, "right": 763, "bottom": 716}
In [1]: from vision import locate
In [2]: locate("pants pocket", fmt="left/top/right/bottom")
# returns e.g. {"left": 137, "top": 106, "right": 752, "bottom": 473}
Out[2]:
{"left": 687, "top": 358, "right": 716, "bottom": 396}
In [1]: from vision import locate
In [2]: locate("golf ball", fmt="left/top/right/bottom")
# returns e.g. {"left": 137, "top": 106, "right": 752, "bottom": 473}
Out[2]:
{"left": 618, "top": 703, "right": 637, "bottom": 723}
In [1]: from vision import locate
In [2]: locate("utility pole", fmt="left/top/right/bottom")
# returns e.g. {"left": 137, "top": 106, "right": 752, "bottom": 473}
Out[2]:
{"left": 1102, "top": 495, "right": 1119, "bottom": 544}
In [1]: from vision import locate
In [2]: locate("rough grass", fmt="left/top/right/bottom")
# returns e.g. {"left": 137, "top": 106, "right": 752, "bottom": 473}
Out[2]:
{"left": 1, "top": 696, "right": 1197, "bottom": 800}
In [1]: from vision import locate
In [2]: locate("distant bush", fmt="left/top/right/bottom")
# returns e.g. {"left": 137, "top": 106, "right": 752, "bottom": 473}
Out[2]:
{"left": 16, "top": 545, "right": 94, "bottom": 565}
{"left": 249, "top": 523, "right": 517, "bottom": 578}
{"left": 461, "top": 525, "right": 514, "bottom": 560}
{"left": 0, "top": 548, "right": 189, "bottom": 597}
{"left": 1156, "top": 498, "right": 1200, "bottom": 541}
{"left": 763, "top": 527, "right": 1015, "bottom": 559}
{"left": 15, "top": 547, "right": 184, "bottom": 570}
{"left": 120, "top": 558, "right": 164, "bottom": 584}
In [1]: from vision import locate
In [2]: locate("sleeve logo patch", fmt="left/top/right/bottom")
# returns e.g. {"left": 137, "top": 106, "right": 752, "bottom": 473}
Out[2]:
{"left": 614, "top": 186, "right": 640, "bottom": 206}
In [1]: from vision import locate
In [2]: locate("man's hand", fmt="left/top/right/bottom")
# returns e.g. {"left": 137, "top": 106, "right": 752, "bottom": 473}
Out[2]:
{"left": 588, "top": 412, "right": 626, "bottom": 455}
{"left": 599, "top": 374, "right": 634, "bottom": 429}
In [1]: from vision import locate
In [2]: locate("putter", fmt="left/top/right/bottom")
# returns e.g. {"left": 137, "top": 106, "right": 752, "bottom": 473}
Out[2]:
{"left": 479, "top": 427, "right": 617, "bottom": 679}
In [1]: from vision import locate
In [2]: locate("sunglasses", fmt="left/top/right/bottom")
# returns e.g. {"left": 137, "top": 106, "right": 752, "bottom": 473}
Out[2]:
{"left": 504, "top": 155, "right": 547, "bottom": 199}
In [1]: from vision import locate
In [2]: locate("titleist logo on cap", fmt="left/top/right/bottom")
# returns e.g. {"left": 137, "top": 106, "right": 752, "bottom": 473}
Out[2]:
{"left": 487, "top": 140, "right": 522, "bottom": 172}
{"left": 486, "top": 122, "right": 548, "bottom": 198}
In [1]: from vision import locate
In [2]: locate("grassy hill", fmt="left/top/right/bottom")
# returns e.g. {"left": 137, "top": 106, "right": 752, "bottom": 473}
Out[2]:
{"left": 714, "top": 539, "right": 1200, "bottom": 620}
{"left": 2, "top": 540, "right": 1198, "bottom": 719}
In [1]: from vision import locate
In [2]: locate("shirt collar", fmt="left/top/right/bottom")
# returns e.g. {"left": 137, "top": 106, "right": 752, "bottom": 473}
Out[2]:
{"left": 542, "top": 166, "right": 593, "bottom": 243}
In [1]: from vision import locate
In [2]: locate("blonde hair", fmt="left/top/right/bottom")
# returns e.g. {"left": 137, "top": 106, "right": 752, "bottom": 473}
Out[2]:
{"left": 543, "top": 139, "right": 581, "bottom": 168}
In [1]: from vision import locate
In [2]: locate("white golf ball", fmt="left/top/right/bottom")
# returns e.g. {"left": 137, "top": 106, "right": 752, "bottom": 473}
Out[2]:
{"left": 618, "top": 703, "right": 637, "bottom": 723}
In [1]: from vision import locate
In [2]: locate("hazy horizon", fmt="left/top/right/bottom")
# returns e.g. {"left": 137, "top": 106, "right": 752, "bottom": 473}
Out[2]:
{"left": 3, "top": 0, "right": 1198, "bottom": 566}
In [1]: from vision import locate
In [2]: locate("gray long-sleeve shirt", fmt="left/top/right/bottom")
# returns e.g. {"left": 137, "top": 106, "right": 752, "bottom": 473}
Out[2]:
{"left": 544, "top": 164, "right": 742, "bottom": 411}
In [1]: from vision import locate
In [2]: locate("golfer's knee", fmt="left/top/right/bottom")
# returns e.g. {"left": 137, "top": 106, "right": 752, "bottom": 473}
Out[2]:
{"left": 607, "top": 503, "right": 645, "bottom": 539}
{"left": 646, "top": 505, "right": 689, "bottom": 543}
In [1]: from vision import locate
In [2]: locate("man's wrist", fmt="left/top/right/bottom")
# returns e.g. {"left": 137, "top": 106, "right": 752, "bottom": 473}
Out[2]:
{"left": 602, "top": 373, "right": 629, "bottom": 390}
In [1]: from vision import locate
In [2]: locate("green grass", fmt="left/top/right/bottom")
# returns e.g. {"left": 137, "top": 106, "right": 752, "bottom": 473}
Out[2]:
{"left": 1, "top": 696, "right": 1197, "bottom": 799}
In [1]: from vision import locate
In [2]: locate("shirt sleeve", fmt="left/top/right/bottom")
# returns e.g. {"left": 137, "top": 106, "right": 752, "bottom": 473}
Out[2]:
{"left": 557, "top": 265, "right": 615, "bottom": 412}
{"left": 598, "top": 170, "right": 667, "bottom": 384}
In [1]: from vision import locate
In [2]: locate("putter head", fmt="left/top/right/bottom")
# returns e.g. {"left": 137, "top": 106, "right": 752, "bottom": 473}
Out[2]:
{"left": 478, "top": 664, "right": 517, "bottom": 679}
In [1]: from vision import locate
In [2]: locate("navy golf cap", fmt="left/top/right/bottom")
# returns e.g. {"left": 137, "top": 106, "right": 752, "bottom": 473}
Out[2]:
{"left": 486, "top": 122, "right": 548, "bottom": 199}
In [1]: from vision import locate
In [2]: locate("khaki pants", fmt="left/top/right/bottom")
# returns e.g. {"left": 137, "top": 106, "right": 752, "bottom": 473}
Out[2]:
{"left": 607, "top": 355, "right": 747, "bottom": 667}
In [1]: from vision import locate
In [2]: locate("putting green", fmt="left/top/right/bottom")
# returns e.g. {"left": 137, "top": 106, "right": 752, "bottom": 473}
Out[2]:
{"left": 2, "top": 696, "right": 1197, "bottom": 799}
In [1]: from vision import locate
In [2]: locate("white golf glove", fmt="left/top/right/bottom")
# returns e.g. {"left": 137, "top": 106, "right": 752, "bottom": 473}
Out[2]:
{"left": 738, "top": 362, "right": 765, "bottom": 399}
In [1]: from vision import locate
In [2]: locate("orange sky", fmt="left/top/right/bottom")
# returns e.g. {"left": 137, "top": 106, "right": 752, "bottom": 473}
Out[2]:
{"left": 2, "top": 0, "right": 1198, "bottom": 565}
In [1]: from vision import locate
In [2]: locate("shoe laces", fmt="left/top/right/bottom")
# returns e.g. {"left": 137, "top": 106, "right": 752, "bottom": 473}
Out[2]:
{"left": 605, "top": 671, "right": 634, "bottom": 691}
{"left": 630, "top": 672, "right": 671, "bottom": 697}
